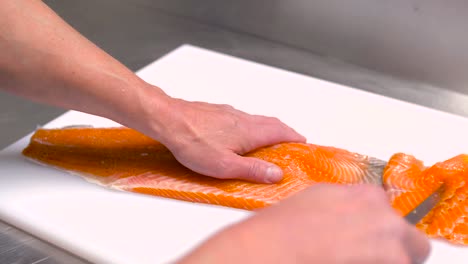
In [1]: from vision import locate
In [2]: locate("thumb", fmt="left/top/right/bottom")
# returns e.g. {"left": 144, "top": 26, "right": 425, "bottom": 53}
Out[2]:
{"left": 220, "top": 153, "right": 284, "bottom": 183}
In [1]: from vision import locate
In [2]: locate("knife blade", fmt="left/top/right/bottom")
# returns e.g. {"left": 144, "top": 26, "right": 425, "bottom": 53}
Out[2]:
{"left": 404, "top": 185, "right": 444, "bottom": 225}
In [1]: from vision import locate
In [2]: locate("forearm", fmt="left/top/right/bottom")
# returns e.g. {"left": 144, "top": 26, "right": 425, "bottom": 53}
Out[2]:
{"left": 0, "top": 1, "right": 306, "bottom": 184}
{"left": 177, "top": 220, "right": 281, "bottom": 264}
{"left": 0, "top": 0, "right": 168, "bottom": 130}
{"left": 177, "top": 224, "right": 256, "bottom": 263}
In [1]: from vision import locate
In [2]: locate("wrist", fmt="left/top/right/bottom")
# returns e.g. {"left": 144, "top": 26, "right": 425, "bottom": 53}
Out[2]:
{"left": 112, "top": 81, "right": 173, "bottom": 142}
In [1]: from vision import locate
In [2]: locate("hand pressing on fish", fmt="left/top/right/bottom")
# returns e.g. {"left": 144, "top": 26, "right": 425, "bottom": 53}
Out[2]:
{"left": 0, "top": 1, "right": 305, "bottom": 184}
{"left": 179, "top": 184, "right": 431, "bottom": 264}
{"left": 135, "top": 89, "right": 307, "bottom": 184}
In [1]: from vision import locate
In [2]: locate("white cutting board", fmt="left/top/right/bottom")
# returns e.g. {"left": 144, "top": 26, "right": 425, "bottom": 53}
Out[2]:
{"left": 1, "top": 45, "right": 467, "bottom": 263}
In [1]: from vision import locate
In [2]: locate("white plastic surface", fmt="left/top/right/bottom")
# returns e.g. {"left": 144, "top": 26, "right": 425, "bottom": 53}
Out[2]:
{"left": 1, "top": 45, "right": 467, "bottom": 263}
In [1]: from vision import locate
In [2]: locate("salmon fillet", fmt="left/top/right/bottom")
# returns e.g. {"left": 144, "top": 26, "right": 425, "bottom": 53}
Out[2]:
{"left": 22, "top": 127, "right": 385, "bottom": 210}
{"left": 21, "top": 127, "right": 468, "bottom": 245}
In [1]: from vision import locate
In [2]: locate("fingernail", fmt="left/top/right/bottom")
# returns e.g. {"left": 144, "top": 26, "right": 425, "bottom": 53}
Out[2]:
{"left": 266, "top": 166, "right": 283, "bottom": 183}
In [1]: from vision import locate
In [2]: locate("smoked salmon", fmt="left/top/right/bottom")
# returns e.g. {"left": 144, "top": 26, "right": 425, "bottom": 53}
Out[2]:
{"left": 21, "top": 127, "right": 468, "bottom": 245}
{"left": 398, "top": 155, "right": 468, "bottom": 245}
{"left": 384, "top": 153, "right": 468, "bottom": 244}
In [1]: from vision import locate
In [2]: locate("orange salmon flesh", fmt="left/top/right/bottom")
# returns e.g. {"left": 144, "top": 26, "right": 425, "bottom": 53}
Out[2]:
{"left": 22, "top": 127, "right": 468, "bottom": 245}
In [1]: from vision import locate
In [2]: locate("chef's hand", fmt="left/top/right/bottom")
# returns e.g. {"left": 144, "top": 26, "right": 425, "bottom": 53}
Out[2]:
{"left": 178, "top": 184, "right": 431, "bottom": 264}
{"left": 0, "top": 0, "right": 305, "bottom": 184}
{"left": 132, "top": 88, "right": 306, "bottom": 184}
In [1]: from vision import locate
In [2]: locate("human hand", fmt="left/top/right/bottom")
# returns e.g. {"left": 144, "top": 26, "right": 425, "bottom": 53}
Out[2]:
{"left": 0, "top": 0, "right": 303, "bottom": 184}
{"left": 180, "top": 184, "right": 431, "bottom": 264}
{"left": 137, "top": 88, "right": 306, "bottom": 183}
{"left": 0, "top": 0, "right": 304, "bottom": 185}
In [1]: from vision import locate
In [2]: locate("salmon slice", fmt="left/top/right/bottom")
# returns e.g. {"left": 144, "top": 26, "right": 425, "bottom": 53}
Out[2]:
{"left": 417, "top": 155, "right": 468, "bottom": 244}
{"left": 22, "top": 127, "right": 386, "bottom": 210}
{"left": 383, "top": 153, "right": 468, "bottom": 245}
{"left": 383, "top": 153, "right": 442, "bottom": 216}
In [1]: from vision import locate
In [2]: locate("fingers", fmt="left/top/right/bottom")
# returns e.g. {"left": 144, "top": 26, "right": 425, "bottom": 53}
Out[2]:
{"left": 245, "top": 116, "right": 306, "bottom": 152}
{"left": 217, "top": 153, "right": 284, "bottom": 183}
{"left": 163, "top": 100, "right": 304, "bottom": 183}
{"left": 402, "top": 223, "right": 431, "bottom": 264}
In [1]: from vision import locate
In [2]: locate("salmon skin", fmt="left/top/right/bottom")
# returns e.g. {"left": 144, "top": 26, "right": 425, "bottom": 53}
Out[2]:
{"left": 21, "top": 127, "right": 468, "bottom": 245}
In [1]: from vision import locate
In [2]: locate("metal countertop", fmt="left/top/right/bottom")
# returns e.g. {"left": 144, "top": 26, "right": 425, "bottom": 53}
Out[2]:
{"left": 2, "top": 1, "right": 468, "bottom": 263}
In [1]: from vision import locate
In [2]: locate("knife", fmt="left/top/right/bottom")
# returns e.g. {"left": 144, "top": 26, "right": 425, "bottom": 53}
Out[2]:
{"left": 404, "top": 185, "right": 444, "bottom": 225}
{"left": 367, "top": 158, "right": 444, "bottom": 224}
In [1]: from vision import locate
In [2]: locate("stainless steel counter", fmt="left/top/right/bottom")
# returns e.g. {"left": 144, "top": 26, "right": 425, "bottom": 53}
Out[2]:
{"left": 1, "top": 1, "right": 468, "bottom": 263}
